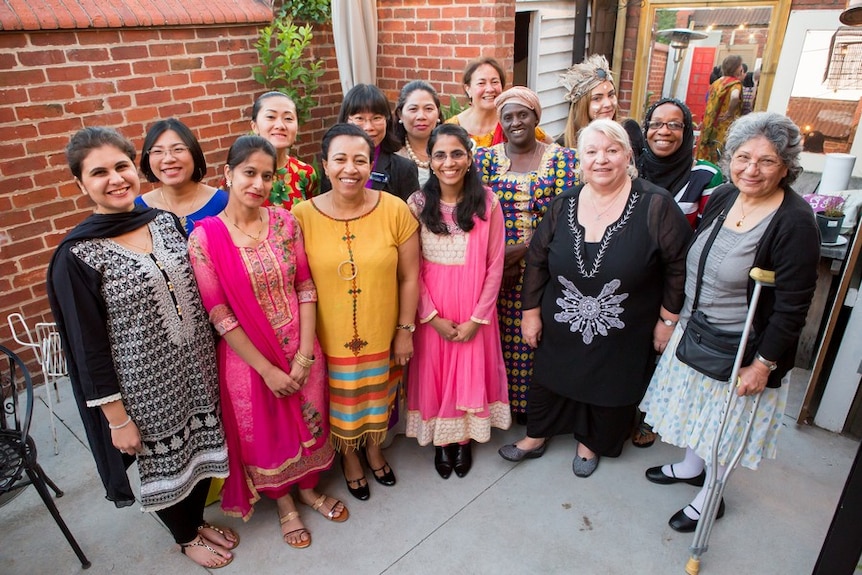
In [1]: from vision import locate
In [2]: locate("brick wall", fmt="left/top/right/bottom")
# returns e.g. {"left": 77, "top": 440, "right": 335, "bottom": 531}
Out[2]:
{"left": 376, "top": 0, "right": 516, "bottom": 108}
{"left": 645, "top": 43, "right": 669, "bottom": 113}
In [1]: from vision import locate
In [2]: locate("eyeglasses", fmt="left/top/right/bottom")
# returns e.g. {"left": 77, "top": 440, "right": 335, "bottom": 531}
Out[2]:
{"left": 730, "top": 154, "right": 782, "bottom": 171}
{"left": 646, "top": 121, "right": 684, "bottom": 131}
{"left": 149, "top": 145, "right": 190, "bottom": 159}
{"left": 348, "top": 114, "right": 387, "bottom": 126}
{"left": 431, "top": 150, "right": 468, "bottom": 162}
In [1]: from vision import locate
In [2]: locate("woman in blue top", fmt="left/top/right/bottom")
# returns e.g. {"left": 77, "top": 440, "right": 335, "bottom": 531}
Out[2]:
{"left": 136, "top": 118, "right": 227, "bottom": 234}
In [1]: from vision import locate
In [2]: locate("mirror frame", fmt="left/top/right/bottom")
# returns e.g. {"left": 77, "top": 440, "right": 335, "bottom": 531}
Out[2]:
{"left": 631, "top": 0, "right": 793, "bottom": 122}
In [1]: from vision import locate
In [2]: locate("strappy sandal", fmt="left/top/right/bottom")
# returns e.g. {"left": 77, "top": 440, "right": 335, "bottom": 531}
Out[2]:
{"left": 279, "top": 511, "right": 311, "bottom": 549}
{"left": 307, "top": 493, "right": 349, "bottom": 523}
{"left": 198, "top": 521, "right": 240, "bottom": 550}
{"left": 180, "top": 535, "right": 233, "bottom": 569}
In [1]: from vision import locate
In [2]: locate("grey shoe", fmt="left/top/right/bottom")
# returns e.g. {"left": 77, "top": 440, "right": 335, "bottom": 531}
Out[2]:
{"left": 498, "top": 441, "right": 547, "bottom": 462}
{"left": 572, "top": 454, "right": 600, "bottom": 477}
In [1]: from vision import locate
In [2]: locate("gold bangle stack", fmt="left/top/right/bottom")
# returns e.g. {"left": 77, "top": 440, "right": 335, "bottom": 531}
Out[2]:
{"left": 293, "top": 350, "right": 315, "bottom": 368}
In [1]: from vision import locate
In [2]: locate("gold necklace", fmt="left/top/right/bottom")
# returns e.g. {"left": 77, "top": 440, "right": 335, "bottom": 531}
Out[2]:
{"left": 587, "top": 183, "right": 628, "bottom": 221}
{"left": 736, "top": 199, "right": 765, "bottom": 227}
{"left": 160, "top": 187, "right": 203, "bottom": 229}
{"left": 404, "top": 140, "right": 430, "bottom": 169}
{"left": 115, "top": 229, "right": 152, "bottom": 253}
{"left": 226, "top": 208, "right": 264, "bottom": 241}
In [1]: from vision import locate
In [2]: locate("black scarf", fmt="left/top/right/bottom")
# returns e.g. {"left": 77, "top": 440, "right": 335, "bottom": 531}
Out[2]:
{"left": 636, "top": 98, "right": 695, "bottom": 197}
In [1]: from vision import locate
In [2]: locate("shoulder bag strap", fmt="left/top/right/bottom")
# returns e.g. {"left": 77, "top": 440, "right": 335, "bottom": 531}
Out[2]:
{"left": 691, "top": 208, "right": 728, "bottom": 311}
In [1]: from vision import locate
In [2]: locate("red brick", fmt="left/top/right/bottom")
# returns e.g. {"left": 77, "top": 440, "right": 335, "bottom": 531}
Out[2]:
{"left": 76, "top": 81, "right": 117, "bottom": 96}
{"left": 106, "top": 95, "right": 133, "bottom": 109}
{"left": 170, "top": 57, "right": 203, "bottom": 71}
{"left": 68, "top": 48, "right": 110, "bottom": 62}
{"left": 46, "top": 65, "right": 91, "bottom": 82}
{"left": 38, "top": 117, "right": 85, "bottom": 136}
{"left": 190, "top": 70, "right": 224, "bottom": 84}
{"left": 0, "top": 88, "right": 28, "bottom": 104}
{"left": 25, "top": 136, "right": 68, "bottom": 155}
{"left": 229, "top": 52, "right": 257, "bottom": 66}
{"left": 92, "top": 63, "right": 132, "bottom": 78}
{"left": 0, "top": 68, "right": 47, "bottom": 86}
{"left": 154, "top": 73, "right": 191, "bottom": 88}
{"left": 12, "top": 268, "right": 51, "bottom": 290}
{"left": 126, "top": 105, "right": 159, "bottom": 123}
{"left": 30, "top": 31, "right": 79, "bottom": 46}
{"left": 185, "top": 41, "right": 218, "bottom": 55}
{"left": 149, "top": 42, "right": 185, "bottom": 57}
{"left": 77, "top": 30, "right": 122, "bottom": 46}
{"left": 66, "top": 99, "right": 106, "bottom": 115}
{"left": 158, "top": 102, "right": 193, "bottom": 117}
{"left": 0, "top": 34, "right": 27, "bottom": 49}
{"left": 121, "top": 29, "right": 161, "bottom": 43}
{"left": 17, "top": 103, "right": 65, "bottom": 120}
{"left": 118, "top": 77, "right": 155, "bottom": 92}
{"left": 28, "top": 84, "right": 77, "bottom": 102}
{"left": 111, "top": 45, "right": 148, "bottom": 60}
{"left": 134, "top": 90, "right": 171, "bottom": 105}
{"left": 3, "top": 156, "right": 49, "bottom": 178}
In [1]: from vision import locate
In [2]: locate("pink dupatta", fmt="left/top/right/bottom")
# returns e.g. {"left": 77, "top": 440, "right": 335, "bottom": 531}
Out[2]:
{"left": 197, "top": 216, "right": 315, "bottom": 518}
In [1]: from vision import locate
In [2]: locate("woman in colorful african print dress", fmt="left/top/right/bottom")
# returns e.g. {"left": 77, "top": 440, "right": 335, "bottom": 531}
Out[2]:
{"left": 475, "top": 87, "right": 579, "bottom": 423}
{"left": 696, "top": 55, "right": 745, "bottom": 163}
{"left": 405, "top": 124, "right": 510, "bottom": 480}
{"left": 293, "top": 123, "right": 420, "bottom": 501}
{"left": 189, "top": 136, "right": 345, "bottom": 550}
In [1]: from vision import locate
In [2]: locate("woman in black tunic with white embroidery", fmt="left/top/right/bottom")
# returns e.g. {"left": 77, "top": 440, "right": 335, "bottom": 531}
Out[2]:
{"left": 498, "top": 119, "right": 691, "bottom": 477}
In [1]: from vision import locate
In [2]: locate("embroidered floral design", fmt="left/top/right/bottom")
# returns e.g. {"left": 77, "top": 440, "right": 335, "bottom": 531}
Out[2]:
{"left": 554, "top": 276, "right": 628, "bottom": 344}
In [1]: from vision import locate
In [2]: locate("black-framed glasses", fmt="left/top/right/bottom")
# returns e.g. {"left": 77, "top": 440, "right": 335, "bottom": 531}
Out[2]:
{"left": 646, "top": 121, "right": 684, "bottom": 131}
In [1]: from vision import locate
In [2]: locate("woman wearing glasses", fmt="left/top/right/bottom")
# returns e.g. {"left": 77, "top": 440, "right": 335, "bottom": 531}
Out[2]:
{"left": 321, "top": 84, "right": 420, "bottom": 202}
{"left": 405, "top": 124, "right": 510, "bottom": 479}
{"left": 638, "top": 99, "right": 724, "bottom": 228}
{"left": 640, "top": 112, "right": 819, "bottom": 532}
{"left": 136, "top": 118, "right": 227, "bottom": 234}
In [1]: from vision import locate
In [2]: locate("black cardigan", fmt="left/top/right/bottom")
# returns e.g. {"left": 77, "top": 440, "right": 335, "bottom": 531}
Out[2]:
{"left": 320, "top": 149, "right": 420, "bottom": 202}
{"left": 696, "top": 183, "right": 820, "bottom": 387}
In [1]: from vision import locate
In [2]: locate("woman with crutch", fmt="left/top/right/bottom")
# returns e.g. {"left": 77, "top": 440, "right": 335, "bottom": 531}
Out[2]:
{"left": 639, "top": 112, "right": 819, "bottom": 535}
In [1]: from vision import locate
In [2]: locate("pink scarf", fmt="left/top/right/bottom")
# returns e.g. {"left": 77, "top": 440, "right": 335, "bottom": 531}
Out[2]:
{"left": 197, "top": 215, "right": 315, "bottom": 516}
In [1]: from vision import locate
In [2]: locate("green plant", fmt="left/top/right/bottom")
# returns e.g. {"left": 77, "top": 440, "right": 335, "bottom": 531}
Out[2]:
{"left": 253, "top": 3, "right": 330, "bottom": 124}
{"left": 822, "top": 196, "right": 845, "bottom": 218}
{"left": 442, "top": 97, "right": 467, "bottom": 122}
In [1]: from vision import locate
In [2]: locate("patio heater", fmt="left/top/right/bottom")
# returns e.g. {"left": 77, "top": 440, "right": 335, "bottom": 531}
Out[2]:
{"left": 656, "top": 28, "right": 709, "bottom": 98}
{"left": 840, "top": 0, "right": 862, "bottom": 25}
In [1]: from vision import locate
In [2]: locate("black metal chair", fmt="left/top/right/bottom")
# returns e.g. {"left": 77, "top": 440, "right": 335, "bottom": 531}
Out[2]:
{"left": 0, "top": 344, "right": 91, "bottom": 569}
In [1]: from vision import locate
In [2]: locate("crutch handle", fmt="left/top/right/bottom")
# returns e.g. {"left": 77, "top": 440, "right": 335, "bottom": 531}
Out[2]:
{"left": 749, "top": 267, "right": 775, "bottom": 286}
{"left": 685, "top": 557, "right": 701, "bottom": 575}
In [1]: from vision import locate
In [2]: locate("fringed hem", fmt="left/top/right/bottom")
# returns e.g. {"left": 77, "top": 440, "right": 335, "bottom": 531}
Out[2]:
{"left": 330, "top": 430, "right": 388, "bottom": 453}
{"left": 404, "top": 401, "right": 512, "bottom": 446}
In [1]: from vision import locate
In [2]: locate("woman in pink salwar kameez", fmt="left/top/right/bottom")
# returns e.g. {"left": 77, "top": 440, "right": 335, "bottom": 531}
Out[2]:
{"left": 405, "top": 124, "right": 511, "bottom": 479}
{"left": 188, "top": 136, "right": 347, "bottom": 550}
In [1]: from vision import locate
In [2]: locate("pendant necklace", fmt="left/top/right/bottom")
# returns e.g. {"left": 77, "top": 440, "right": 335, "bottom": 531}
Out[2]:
{"left": 736, "top": 199, "right": 764, "bottom": 227}
{"left": 226, "top": 208, "right": 264, "bottom": 241}
{"left": 588, "top": 183, "right": 628, "bottom": 221}
{"left": 161, "top": 187, "right": 202, "bottom": 230}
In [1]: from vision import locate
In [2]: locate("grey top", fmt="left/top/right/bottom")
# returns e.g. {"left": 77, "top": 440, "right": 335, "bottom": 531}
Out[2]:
{"left": 681, "top": 210, "right": 776, "bottom": 332}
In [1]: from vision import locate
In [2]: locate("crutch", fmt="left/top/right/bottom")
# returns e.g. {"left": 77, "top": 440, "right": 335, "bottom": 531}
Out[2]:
{"left": 685, "top": 267, "right": 776, "bottom": 575}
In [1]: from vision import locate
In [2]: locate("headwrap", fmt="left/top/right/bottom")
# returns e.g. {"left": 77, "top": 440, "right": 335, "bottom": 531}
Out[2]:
{"left": 559, "top": 54, "right": 615, "bottom": 104}
{"left": 636, "top": 97, "right": 695, "bottom": 196}
{"left": 494, "top": 86, "right": 542, "bottom": 123}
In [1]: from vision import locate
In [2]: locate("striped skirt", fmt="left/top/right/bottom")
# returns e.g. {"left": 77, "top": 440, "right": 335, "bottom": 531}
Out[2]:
{"left": 327, "top": 349, "right": 401, "bottom": 452}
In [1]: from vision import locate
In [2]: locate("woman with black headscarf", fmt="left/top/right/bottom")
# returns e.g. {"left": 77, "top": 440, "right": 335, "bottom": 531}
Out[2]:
{"left": 638, "top": 98, "right": 724, "bottom": 228}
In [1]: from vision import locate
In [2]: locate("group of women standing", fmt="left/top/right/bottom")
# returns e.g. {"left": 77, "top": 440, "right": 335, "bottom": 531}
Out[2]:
{"left": 45, "top": 52, "right": 820, "bottom": 570}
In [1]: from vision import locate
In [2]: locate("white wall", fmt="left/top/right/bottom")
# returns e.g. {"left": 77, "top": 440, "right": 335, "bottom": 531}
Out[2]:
{"left": 769, "top": 9, "right": 862, "bottom": 178}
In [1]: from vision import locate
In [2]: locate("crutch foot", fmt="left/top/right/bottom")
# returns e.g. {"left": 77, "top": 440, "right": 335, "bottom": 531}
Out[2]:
{"left": 669, "top": 498, "right": 725, "bottom": 533}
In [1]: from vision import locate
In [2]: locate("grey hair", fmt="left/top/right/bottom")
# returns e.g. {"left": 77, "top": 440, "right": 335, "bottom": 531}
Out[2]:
{"left": 722, "top": 111, "right": 802, "bottom": 188}
{"left": 577, "top": 118, "right": 638, "bottom": 180}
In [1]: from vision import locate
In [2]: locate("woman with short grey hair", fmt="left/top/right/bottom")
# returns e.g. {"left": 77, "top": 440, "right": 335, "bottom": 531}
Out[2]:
{"left": 640, "top": 112, "right": 819, "bottom": 532}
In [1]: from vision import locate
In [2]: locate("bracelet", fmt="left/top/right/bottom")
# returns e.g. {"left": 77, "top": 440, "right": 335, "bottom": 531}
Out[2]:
{"left": 109, "top": 415, "right": 132, "bottom": 430}
{"left": 293, "top": 350, "right": 315, "bottom": 368}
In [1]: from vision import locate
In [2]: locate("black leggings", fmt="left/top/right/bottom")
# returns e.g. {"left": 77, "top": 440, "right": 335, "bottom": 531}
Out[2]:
{"left": 154, "top": 478, "right": 211, "bottom": 544}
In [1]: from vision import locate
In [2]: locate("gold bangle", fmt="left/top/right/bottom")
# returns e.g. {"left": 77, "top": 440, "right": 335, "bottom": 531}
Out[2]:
{"left": 293, "top": 350, "right": 315, "bottom": 368}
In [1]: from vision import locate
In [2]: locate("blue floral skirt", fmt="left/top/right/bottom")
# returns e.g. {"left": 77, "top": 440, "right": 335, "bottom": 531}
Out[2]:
{"left": 640, "top": 326, "right": 788, "bottom": 471}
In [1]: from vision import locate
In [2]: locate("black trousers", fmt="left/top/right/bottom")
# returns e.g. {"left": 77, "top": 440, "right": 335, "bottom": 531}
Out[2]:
{"left": 154, "top": 478, "right": 211, "bottom": 544}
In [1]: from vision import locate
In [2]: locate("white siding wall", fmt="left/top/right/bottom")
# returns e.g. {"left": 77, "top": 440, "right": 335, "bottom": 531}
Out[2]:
{"left": 517, "top": 1, "right": 579, "bottom": 141}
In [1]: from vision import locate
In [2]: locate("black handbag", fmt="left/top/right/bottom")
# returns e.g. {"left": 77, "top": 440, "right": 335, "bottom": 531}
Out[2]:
{"left": 675, "top": 206, "right": 757, "bottom": 381}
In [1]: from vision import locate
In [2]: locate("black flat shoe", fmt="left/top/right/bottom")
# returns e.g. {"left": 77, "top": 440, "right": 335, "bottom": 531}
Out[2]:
{"left": 453, "top": 443, "right": 472, "bottom": 478}
{"left": 646, "top": 465, "right": 706, "bottom": 487}
{"left": 668, "top": 498, "right": 725, "bottom": 533}
{"left": 434, "top": 445, "right": 454, "bottom": 479}
{"left": 369, "top": 460, "right": 396, "bottom": 486}
{"left": 341, "top": 456, "right": 370, "bottom": 501}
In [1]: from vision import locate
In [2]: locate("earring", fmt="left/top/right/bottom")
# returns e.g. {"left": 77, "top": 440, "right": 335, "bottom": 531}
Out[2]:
{"left": 398, "top": 119, "right": 403, "bottom": 124}
{"left": 227, "top": 179, "right": 232, "bottom": 188}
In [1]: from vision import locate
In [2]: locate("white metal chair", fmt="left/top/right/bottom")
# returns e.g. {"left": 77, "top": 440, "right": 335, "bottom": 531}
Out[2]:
{"left": 7, "top": 313, "right": 66, "bottom": 454}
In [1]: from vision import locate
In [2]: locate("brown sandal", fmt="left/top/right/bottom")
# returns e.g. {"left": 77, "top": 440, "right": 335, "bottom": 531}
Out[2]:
{"left": 198, "top": 521, "right": 240, "bottom": 550}
{"left": 279, "top": 511, "right": 311, "bottom": 549}
{"left": 180, "top": 535, "right": 233, "bottom": 569}
{"left": 307, "top": 493, "right": 349, "bottom": 523}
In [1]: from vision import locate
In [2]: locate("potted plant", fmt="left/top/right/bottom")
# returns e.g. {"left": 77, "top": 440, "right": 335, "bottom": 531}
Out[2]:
{"left": 815, "top": 196, "right": 845, "bottom": 244}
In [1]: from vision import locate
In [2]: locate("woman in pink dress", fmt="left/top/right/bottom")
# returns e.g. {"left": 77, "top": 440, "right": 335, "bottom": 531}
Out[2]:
{"left": 405, "top": 124, "right": 511, "bottom": 479}
{"left": 188, "top": 135, "right": 346, "bottom": 550}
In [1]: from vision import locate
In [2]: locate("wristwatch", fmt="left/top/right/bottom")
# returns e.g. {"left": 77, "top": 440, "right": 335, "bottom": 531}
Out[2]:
{"left": 755, "top": 352, "right": 777, "bottom": 371}
{"left": 659, "top": 317, "right": 678, "bottom": 327}
{"left": 396, "top": 323, "right": 416, "bottom": 333}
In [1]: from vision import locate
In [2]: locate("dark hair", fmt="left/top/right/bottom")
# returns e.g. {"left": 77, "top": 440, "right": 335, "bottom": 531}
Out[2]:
{"left": 336, "top": 84, "right": 400, "bottom": 153}
{"left": 66, "top": 126, "right": 136, "bottom": 180}
{"left": 393, "top": 80, "right": 442, "bottom": 145}
{"left": 321, "top": 123, "right": 375, "bottom": 160}
{"left": 140, "top": 118, "right": 207, "bottom": 183}
{"left": 709, "top": 66, "right": 721, "bottom": 84}
{"left": 462, "top": 57, "right": 506, "bottom": 92}
{"left": 251, "top": 91, "right": 296, "bottom": 122}
{"left": 419, "top": 124, "right": 486, "bottom": 235}
{"left": 225, "top": 135, "right": 277, "bottom": 172}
